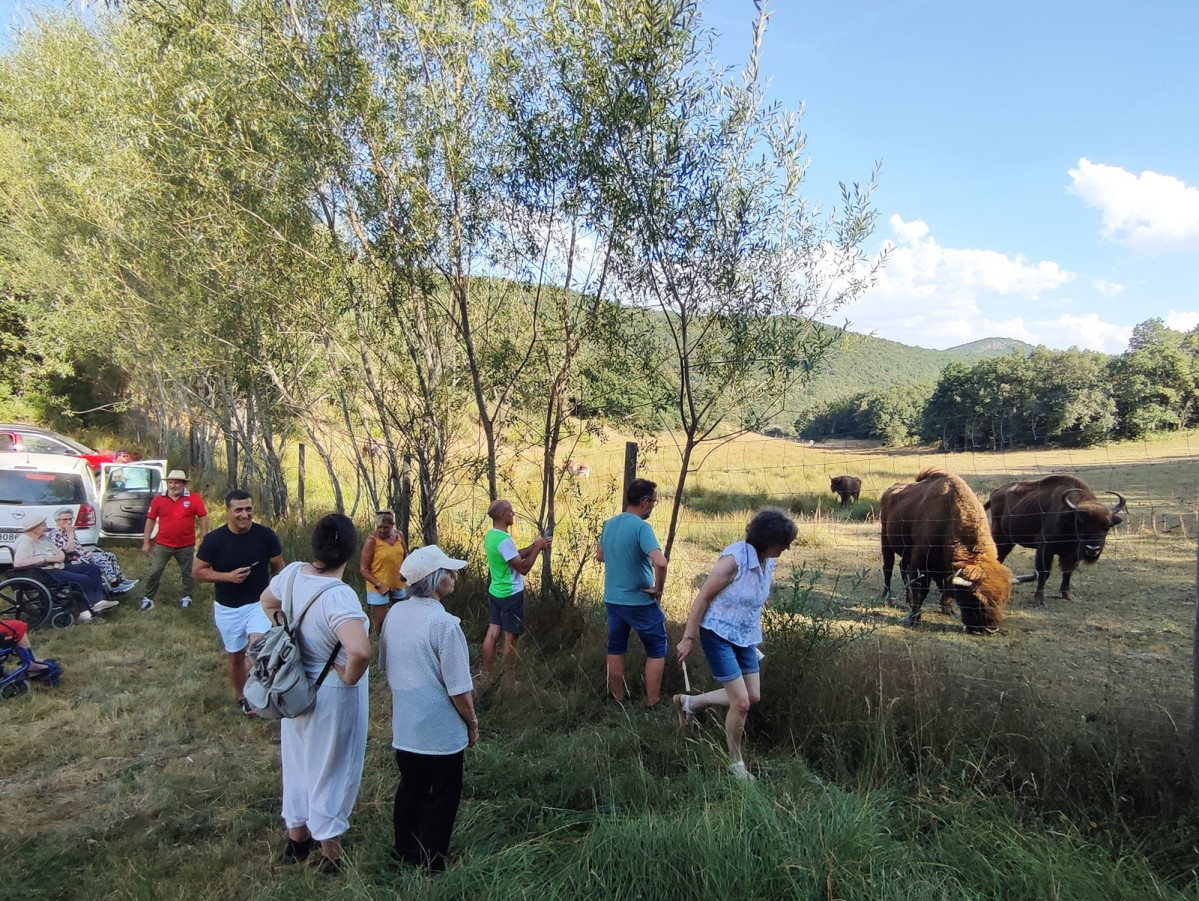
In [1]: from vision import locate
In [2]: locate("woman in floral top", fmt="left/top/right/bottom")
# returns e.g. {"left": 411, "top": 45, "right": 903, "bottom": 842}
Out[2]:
{"left": 674, "top": 508, "right": 797, "bottom": 780}
{"left": 49, "top": 509, "right": 136, "bottom": 595}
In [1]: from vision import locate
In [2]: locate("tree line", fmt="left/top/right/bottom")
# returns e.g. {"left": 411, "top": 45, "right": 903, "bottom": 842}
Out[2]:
{"left": 0, "top": 0, "right": 884, "bottom": 587}
{"left": 796, "top": 319, "right": 1199, "bottom": 449}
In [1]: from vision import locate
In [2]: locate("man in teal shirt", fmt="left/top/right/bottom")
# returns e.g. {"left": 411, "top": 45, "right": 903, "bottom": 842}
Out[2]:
{"left": 482, "top": 498, "right": 551, "bottom": 681}
{"left": 596, "top": 478, "right": 669, "bottom": 709}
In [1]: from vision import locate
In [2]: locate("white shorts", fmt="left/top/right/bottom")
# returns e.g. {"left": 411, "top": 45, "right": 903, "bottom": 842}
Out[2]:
{"left": 213, "top": 601, "right": 273, "bottom": 653}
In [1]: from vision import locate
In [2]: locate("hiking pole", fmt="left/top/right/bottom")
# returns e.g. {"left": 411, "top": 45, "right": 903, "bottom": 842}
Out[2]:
{"left": 682, "top": 660, "right": 691, "bottom": 693}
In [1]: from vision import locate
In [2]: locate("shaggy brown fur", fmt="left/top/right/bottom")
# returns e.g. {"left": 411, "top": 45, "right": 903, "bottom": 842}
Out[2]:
{"left": 830, "top": 475, "right": 862, "bottom": 507}
{"left": 881, "top": 468, "right": 1012, "bottom": 633}
{"left": 986, "top": 474, "right": 1125, "bottom": 603}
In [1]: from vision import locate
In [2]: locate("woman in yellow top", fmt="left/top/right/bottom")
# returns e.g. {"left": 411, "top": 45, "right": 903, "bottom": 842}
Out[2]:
{"left": 359, "top": 510, "right": 408, "bottom": 635}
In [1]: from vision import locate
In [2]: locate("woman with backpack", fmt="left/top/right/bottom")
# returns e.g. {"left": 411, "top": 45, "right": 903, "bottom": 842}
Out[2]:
{"left": 259, "top": 513, "right": 371, "bottom": 874}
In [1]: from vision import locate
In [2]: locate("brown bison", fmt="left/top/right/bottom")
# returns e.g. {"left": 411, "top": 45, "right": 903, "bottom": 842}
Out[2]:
{"left": 830, "top": 475, "right": 861, "bottom": 507}
{"left": 881, "top": 469, "right": 1012, "bottom": 634}
{"left": 986, "top": 475, "right": 1125, "bottom": 604}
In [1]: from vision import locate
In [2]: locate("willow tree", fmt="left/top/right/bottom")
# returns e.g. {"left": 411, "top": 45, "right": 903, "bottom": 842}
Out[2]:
{"left": 596, "top": 0, "right": 885, "bottom": 556}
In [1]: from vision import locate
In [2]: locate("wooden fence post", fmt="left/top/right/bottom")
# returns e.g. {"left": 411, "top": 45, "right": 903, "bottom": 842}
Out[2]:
{"left": 297, "top": 443, "right": 305, "bottom": 520}
{"left": 399, "top": 454, "right": 412, "bottom": 547}
{"left": 622, "top": 442, "right": 638, "bottom": 512}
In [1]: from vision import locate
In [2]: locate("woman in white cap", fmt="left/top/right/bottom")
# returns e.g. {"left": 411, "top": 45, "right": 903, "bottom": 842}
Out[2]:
{"left": 380, "top": 544, "right": 476, "bottom": 873}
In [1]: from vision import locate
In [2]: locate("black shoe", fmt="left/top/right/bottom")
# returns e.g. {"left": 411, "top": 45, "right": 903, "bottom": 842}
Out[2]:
{"left": 611, "top": 696, "right": 632, "bottom": 711}
{"left": 316, "top": 855, "right": 343, "bottom": 874}
{"left": 280, "top": 836, "right": 316, "bottom": 865}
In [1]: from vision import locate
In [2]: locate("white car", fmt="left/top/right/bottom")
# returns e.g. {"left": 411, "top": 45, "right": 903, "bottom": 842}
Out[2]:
{"left": 0, "top": 453, "right": 166, "bottom": 567}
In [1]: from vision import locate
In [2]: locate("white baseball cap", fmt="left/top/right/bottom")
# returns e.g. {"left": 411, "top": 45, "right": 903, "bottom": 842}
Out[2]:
{"left": 400, "top": 545, "right": 467, "bottom": 584}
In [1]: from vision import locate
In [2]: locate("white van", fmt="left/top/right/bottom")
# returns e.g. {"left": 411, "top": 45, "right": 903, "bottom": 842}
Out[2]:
{"left": 0, "top": 453, "right": 166, "bottom": 567}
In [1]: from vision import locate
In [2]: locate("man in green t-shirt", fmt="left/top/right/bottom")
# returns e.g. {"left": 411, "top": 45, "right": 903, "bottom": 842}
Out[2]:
{"left": 482, "top": 498, "right": 551, "bottom": 681}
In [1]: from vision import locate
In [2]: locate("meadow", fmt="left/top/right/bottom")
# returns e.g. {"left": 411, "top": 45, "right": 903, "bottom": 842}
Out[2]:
{"left": 2, "top": 430, "right": 1198, "bottom": 899}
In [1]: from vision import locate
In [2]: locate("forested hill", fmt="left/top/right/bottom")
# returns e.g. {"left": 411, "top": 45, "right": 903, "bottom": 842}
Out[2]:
{"left": 786, "top": 331, "right": 1035, "bottom": 415}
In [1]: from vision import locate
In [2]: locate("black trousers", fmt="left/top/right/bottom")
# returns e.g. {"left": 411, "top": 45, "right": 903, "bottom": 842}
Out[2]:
{"left": 393, "top": 748, "right": 464, "bottom": 872}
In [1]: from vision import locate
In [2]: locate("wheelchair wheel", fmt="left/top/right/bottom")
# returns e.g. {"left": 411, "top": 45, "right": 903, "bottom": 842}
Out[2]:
{"left": 1, "top": 678, "right": 31, "bottom": 699}
{"left": 50, "top": 609, "right": 74, "bottom": 630}
{"left": 0, "top": 577, "right": 53, "bottom": 631}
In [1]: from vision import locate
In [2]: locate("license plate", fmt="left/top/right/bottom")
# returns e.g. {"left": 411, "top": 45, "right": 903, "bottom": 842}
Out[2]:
{"left": 0, "top": 531, "right": 19, "bottom": 543}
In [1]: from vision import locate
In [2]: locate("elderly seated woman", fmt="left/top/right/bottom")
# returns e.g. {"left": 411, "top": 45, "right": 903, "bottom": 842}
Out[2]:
{"left": 50, "top": 508, "right": 137, "bottom": 596}
{"left": 12, "top": 517, "right": 118, "bottom": 621}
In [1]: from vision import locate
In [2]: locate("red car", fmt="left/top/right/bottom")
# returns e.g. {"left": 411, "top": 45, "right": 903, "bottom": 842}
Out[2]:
{"left": 0, "top": 423, "right": 120, "bottom": 473}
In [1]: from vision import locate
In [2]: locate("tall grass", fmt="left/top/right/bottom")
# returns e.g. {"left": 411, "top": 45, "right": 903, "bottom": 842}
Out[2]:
{"left": 4, "top": 433, "right": 1199, "bottom": 898}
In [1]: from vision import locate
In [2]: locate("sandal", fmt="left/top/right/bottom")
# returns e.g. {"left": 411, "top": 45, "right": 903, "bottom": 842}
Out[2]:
{"left": 28, "top": 659, "right": 62, "bottom": 685}
{"left": 729, "top": 760, "right": 756, "bottom": 782}
{"left": 674, "top": 693, "right": 695, "bottom": 727}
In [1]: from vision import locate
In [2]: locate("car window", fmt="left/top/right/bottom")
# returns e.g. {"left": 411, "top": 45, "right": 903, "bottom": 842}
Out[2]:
{"left": 0, "top": 433, "right": 14, "bottom": 452}
{"left": 0, "top": 470, "right": 87, "bottom": 504}
{"left": 20, "top": 434, "right": 75, "bottom": 456}
{"left": 110, "top": 466, "right": 160, "bottom": 491}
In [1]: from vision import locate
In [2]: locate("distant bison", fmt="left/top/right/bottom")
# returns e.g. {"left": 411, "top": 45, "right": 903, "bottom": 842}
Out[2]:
{"left": 830, "top": 475, "right": 861, "bottom": 507}
{"left": 881, "top": 469, "right": 1012, "bottom": 634}
{"left": 986, "top": 475, "right": 1126, "bottom": 604}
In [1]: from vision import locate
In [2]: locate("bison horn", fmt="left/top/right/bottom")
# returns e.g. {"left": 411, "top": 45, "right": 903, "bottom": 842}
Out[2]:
{"left": 1062, "top": 487, "right": 1084, "bottom": 510}
{"left": 1109, "top": 491, "right": 1127, "bottom": 516}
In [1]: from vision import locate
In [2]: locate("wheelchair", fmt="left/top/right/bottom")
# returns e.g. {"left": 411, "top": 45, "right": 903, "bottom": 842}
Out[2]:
{"left": 0, "top": 567, "right": 87, "bottom": 631}
{"left": 1, "top": 620, "right": 63, "bottom": 698}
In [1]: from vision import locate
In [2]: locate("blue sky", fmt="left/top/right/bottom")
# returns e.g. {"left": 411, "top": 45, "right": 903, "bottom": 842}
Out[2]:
{"left": 3, "top": 0, "right": 1196, "bottom": 353}
{"left": 702, "top": 0, "right": 1199, "bottom": 352}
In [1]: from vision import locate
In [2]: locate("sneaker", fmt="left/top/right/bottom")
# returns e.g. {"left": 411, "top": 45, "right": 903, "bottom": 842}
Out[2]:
{"left": 179, "top": 595, "right": 192, "bottom": 609}
{"left": 77, "top": 610, "right": 93, "bottom": 623}
{"left": 92, "top": 599, "right": 120, "bottom": 613}
{"left": 729, "top": 760, "right": 756, "bottom": 782}
{"left": 610, "top": 696, "right": 632, "bottom": 711}
{"left": 138, "top": 597, "right": 154, "bottom": 612}
{"left": 112, "top": 579, "right": 138, "bottom": 595}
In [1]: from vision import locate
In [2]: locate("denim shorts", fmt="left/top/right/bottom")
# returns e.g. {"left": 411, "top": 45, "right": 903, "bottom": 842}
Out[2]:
{"left": 699, "top": 627, "right": 760, "bottom": 683}
{"left": 488, "top": 590, "right": 525, "bottom": 636}
{"left": 605, "top": 602, "right": 667, "bottom": 659}
{"left": 366, "top": 589, "right": 406, "bottom": 607}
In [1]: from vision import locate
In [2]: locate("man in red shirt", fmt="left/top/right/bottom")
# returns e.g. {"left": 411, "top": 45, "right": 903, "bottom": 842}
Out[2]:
{"left": 138, "top": 469, "right": 209, "bottom": 611}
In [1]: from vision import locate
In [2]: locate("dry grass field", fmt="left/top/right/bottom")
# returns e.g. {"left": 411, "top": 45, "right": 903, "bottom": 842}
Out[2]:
{"left": 547, "top": 429, "right": 1198, "bottom": 742}
{"left": 2, "top": 429, "right": 1197, "bottom": 899}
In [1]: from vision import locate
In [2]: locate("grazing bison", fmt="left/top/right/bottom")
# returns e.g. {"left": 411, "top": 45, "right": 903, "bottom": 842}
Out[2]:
{"left": 830, "top": 475, "right": 861, "bottom": 507}
{"left": 881, "top": 469, "right": 1012, "bottom": 634}
{"left": 986, "top": 475, "right": 1125, "bottom": 604}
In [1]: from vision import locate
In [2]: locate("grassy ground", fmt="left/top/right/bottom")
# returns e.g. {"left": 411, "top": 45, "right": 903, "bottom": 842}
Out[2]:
{"left": 3, "top": 431, "right": 1198, "bottom": 899}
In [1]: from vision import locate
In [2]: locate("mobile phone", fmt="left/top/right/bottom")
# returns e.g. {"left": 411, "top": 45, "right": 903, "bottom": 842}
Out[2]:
{"left": 248, "top": 561, "right": 260, "bottom": 568}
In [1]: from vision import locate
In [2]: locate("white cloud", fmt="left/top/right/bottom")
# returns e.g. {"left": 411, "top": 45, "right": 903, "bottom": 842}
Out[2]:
{"left": 1068, "top": 158, "right": 1199, "bottom": 254}
{"left": 840, "top": 217, "right": 1134, "bottom": 353}
{"left": 1166, "top": 310, "right": 1199, "bottom": 332}
{"left": 1092, "top": 279, "right": 1125, "bottom": 298}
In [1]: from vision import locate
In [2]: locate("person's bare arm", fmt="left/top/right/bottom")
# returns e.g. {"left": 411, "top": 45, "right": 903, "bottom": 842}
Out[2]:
{"left": 141, "top": 506, "right": 156, "bottom": 555}
{"left": 641, "top": 548, "right": 668, "bottom": 598}
{"left": 449, "top": 691, "right": 479, "bottom": 748}
{"left": 509, "top": 536, "right": 551, "bottom": 576}
{"left": 333, "top": 620, "right": 371, "bottom": 685}
{"left": 269, "top": 554, "right": 285, "bottom": 574}
{"left": 359, "top": 536, "right": 382, "bottom": 591}
{"left": 260, "top": 584, "right": 282, "bottom": 621}
{"left": 676, "top": 553, "right": 737, "bottom": 663}
{"left": 197, "top": 514, "right": 209, "bottom": 540}
{"left": 194, "top": 556, "right": 251, "bottom": 584}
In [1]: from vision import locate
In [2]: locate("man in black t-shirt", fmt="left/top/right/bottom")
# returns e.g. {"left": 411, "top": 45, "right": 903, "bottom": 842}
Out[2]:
{"left": 193, "top": 489, "right": 285, "bottom": 714}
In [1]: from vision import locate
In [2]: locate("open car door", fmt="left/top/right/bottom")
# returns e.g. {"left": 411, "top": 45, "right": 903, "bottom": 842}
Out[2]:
{"left": 98, "top": 460, "right": 167, "bottom": 539}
